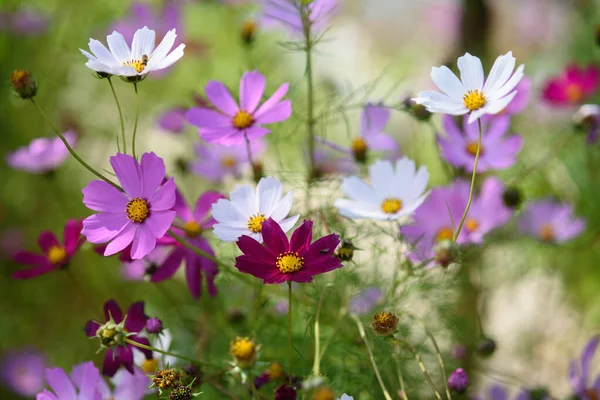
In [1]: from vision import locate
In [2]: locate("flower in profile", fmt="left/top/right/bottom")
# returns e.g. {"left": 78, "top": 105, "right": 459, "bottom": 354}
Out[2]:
{"left": 569, "top": 335, "right": 600, "bottom": 399}
{"left": 186, "top": 70, "right": 292, "bottom": 146}
{"left": 500, "top": 76, "right": 531, "bottom": 116}
{"left": 12, "top": 219, "right": 84, "bottom": 279}
{"left": 542, "top": 65, "right": 599, "bottom": 106}
{"left": 212, "top": 176, "right": 299, "bottom": 242}
{"left": 158, "top": 107, "right": 188, "bottom": 134}
{"left": 349, "top": 287, "right": 383, "bottom": 315}
{"left": 36, "top": 362, "right": 104, "bottom": 400}
{"left": 439, "top": 115, "right": 522, "bottom": 172}
{"left": 517, "top": 199, "right": 586, "bottom": 243}
{"left": 191, "top": 139, "right": 266, "bottom": 183}
{"left": 9, "top": 69, "right": 37, "bottom": 99}
{"left": 84, "top": 299, "right": 152, "bottom": 377}
{"left": 573, "top": 104, "right": 600, "bottom": 144}
{"left": 151, "top": 190, "right": 224, "bottom": 298}
{"left": 7, "top": 131, "right": 76, "bottom": 174}
{"left": 80, "top": 26, "right": 185, "bottom": 77}
{"left": 0, "top": 349, "right": 46, "bottom": 396}
{"left": 230, "top": 337, "right": 258, "bottom": 369}
{"left": 82, "top": 152, "right": 176, "bottom": 260}
{"left": 262, "top": 0, "right": 339, "bottom": 33}
{"left": 448, "top": 368, "right": 469, "bottom": 393}
{"left": 335, "top": 158, "right": 429, "bottom": 221}
{"left": 413, "top": 52, "right": 524, "bottom": 123}
{"left": 235, "top": 219, "right": 342, "bottom": 284}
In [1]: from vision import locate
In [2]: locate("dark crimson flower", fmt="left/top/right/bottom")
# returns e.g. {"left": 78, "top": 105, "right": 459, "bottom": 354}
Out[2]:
{"left": 84, "top": 299, "right": 152, "bottom": 377}
{"left": 542, "top": 65, "right": 599, "bottom": 106}
{"left": 12, "top": 219, "right": 84, "bottom": 279}
{"left": 275, "top": 384, "right": 297, "bottom": 400}
{"left": 235, "top": 219, "right": 342, "bottom": 284}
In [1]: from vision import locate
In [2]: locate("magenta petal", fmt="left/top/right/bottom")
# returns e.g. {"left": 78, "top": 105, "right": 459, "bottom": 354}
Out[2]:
{"left": 82, "top": 180, "right": 128, "bottom": 212}
{"left": 82, "top": 213, "right": 129, "bottom": 244}
{"left": 186, "top": 108, "right": 232, "bottom": 128}
{"left": 240, "top": 70, "right": 266, "bottom": 113}
{"left": 204, "top": 80, "right": 239, "bottom": 115}
{"left": 103, "top": 299, "right": 124, "bottom": 323}
{"left": 290, "top": 220, "right": 313, "bottom": 253}
{"left": 185, "top": 253, "right": 202, "bottom": 299}
{"left": 254, "top": 100, "right": 292, "bottom": 125}
{"left": 104, "top": 223, "right": 136, "bottom": 256}
{"left": 63, "top": 219, "right": 84, "bottom": 254}
{"left": 243, "top": 126, "right": 271, "bottom": 142}
{"left": 124, "top": 302, "right": 147, "bottom": 333}
{"left": 254, "top": 83, "right": 289, "bottom": 120}
{"left": 12, "top": 263, "right": 54, "bottom": 279}
{"left": 13, "top": 251, "right": 49, "bottom": 268}
{"left": 303, "top": 233, "right": 340, "bottom": 260}
{"left": 145, "top": 210, "right": 176, "bottom": 239}
{"left": 130, "top": 224, "right": 156, "bottom": 260}
{"left": 197, "top": 127, "right": 238, "bottom": 144}
{"left": 102, "top": 350, "right": 121, "bottom": 377}
{"left": 261, "top": 270, "right": 294, "bottom": 284}
{"left": 84, "top": 320, "right": 101, "bottom": 337}
{"left": 149, "top": 177, "right": 176, "bottom": 211}
{"left": 152, "top": 247, "right": 185, "bottom": 282}
{"left": 110, "top": 153, "right": 142, "bottom": 198}
{"left": 194, "top": 190, "right": 225, "bottom": 222}
{"left": 140, "top": 152, "right": 166, "bottom": 199}
{"left": 237, "top": 235, "right": 275, "bottom": 263}
{"left": 37, "top": 231, "right": 59, "bottom": 253}
{"left": 261, "top": 218, "right": 289, "bottom": 255}
{"left": 235, "top": 255, "right": 274, "bottom": 278}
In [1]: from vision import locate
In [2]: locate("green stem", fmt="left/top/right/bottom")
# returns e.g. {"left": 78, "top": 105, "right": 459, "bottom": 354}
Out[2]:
{"left": 124, "top": 338, "right": 219, "bottom": 367}
{"left": 250, "top": 376, "right": 260, "bottom": 400}
{"left": 312, "top": 284, "right": 330, "bottom": 377}
{"left": 302, "top": 7, "right": 316, "bottom": 179}
{"left": 30, "top": 99, "right": 122, "bottom": 191}
{"left": 393, "top": 337, "right": 443, "bottom": 400}
{"left": 287, "top": 281, "right": 293, "bottom": 385}
{"left": 132, "top": 82, "right": 140, "bottom": 159}
{"left": 107, "top": 77, "right": 126, "bottom": 154}
{"left": 453, "top": 118, "right": 483, "bottom": 241}
{"left": 168, "top": 230, "right": 219, "bottom": 264}
{"left": 244, "top": 133, "right": 258, "bottom": 183}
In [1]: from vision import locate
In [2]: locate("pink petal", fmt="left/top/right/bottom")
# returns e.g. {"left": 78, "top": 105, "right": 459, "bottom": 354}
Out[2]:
{"left": 204, "top": 80, "right": 239, "bottom": 115}
{"left": 290, "top": 220, "right": 313, "bottom": 252}
{"left": 237, "top": 235, "right": 275, "bottom": 263}
{"left": 193, "top": 190, "right": 225, "bottom": 222}
{"left": 140, "top": 152, "right": 166, "bottom": 199}
{"left": 82, "top": 180, "right": 128, "bottom": 212}
{"left": 38, "top": 231, "right": 59, "bottom": 253}
{"left": 186, "top": 108, "right": 232, "bottom": 128}
{"left": 63, "top": 219, "right": 84, "bottom": 254}
{"left": 130, "top": 224, "right": 156, "bottom": 260}
{"left": 235, "top": 255, "right": 274, "bottom": 278}
{"left": 145, "top": 210, "right": 176, "bottom": 238}
{"left": 254, "top": 83, "right": 289, "bottom": 120}
{"left": 198, "top": 127, "right": 240, "bottom": 145}
{"left": 12, "top": 263, "right": 54, "bottom": 279}
{"left": 240, "top": 70, "right": 266, "bottom": 113}
{"left": 45, "top": 368, "right": 77, "bottom": 399}
{"left": 104, "top": 223, "right": 136, "bottom": 256}
{"left": 82, "top": 213, "right": 129, "bottom": 244}
{"left": 110, "top": 153, "right": 142, "bottom": 198}
{"left": 261, "top": 218, "right": 290, "bottom": 255}
{"left": 151, "top": 247, "right": 185, "bottom": 282}
{"left": 254, "top": 100, "right": 292, "bottom": 125}
{"left": 243, "top": 126, "right": 271, "bottom": 142}
{"left": 149, "top": 177, "right": 176, "bottom": 211}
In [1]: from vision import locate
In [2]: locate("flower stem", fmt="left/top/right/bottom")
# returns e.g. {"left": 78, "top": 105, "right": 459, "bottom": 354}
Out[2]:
{"left": 124, "top": 338, "right": 219, "bottom": 367}
{"left": 312, "top": 284, "right": 330, "bottom": 377}
{"left": 168, "top": 229, "right": 218, "bottom": 263}
{"left": 30, "top": 98, "right": 122, "bottom": 191}
{"left": 287, "top": 280, "right": 293, "bottom": 385}
{"left": 244, "top": 133, "right": 259, "bottom": 183}
{"left": 352, "top": 315, "right": 393, "bottom": 400}
{"left": 301, "top": 6, "right": 316, "bottom": 180}
{"left": 453, "top": 118, "right": 483, "bottom": 241}
{"left": 107, "top": 77, "right": 126, "bottom": 154}
{"left": 392, "top": 336, "right": 443, "bottom": 400}
{"left": 132, "top": 82, "right": 140, "bottom": 159}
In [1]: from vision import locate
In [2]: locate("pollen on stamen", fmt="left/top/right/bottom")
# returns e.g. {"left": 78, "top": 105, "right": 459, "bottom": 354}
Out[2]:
{"left": 381, "top": 198, "right": 402, "bottom": 214}
{"left": 126, "top": 198, "right": 150, "bottom": 223}
{"left": 463, "top": 89, "right": 486, "bottom": 111}
{"left": 247, "top": 213, "right": 266, "bottom": 233}
{"left": 232, "top": 110, "right": 254, "bottom": 129}
{"left": 276, "top": 251, "right": 304, "bottom": 273}
{"left": 123, "top": 59, "right": 146, "bottom": 73}
{"left": 47, "top": 246, "right": 67, "bottom": 265}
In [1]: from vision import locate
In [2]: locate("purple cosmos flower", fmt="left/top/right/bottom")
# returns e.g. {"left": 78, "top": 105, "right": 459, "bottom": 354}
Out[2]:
{"left": 152, "top": 190, "right": 224, "bottom": 298}
{"left": 12, "top": 219, "right": 84, "bottom": 279}
{"left": 121, "top": 246, "right": 169, "bottom": 281}
{"left": 6, "top": 131, "right": 76, "bottom": 174}
{"left": 81, "top": 152, "right": 176, "bottom": 260}
{"left": 0, "top": 349, "right": 46, "bottom": 396}
{"left": 104, "top": 367, "right": 150, "bottom": 400}
{"left": 235, "top": 218, "right": 342, "bottom": 284}
{"left": 500, "top": 77, "right": 531, "bottom": 116}
{"left": 0, "top": 9, "right": 49, "bottom": 36}
{"left": 191, "top": 139, "right": 266, "bottom": 182}
{"left": 84, "top": 299, "right": 152, "bottom": 377}
{"left": 186, "top": 70, "right": 292, "bottom": 146}
{"left": 518, "top": 199, "right": 586, "bottom": 243}
{"left": 158, "top": 107, "right": 188, "bottom": 134}
{"left": 439, "top": 115, "right": 522, "bottom": 172}
{"left": 349, "top": 287, "right": 383, "bottom": 315}
{"left": 262, "top": 0, "right": 339, "bottom": 33}
{"left": 36, "top": 361, "right": 103, "bottom": 400}
{"left": 569, "top": 336, "right": 600, "bottom": 399}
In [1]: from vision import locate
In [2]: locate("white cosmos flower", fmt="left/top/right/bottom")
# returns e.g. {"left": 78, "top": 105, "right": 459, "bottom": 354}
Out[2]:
{"left": 80, "top": 26, "right": 185, "bottom": 77}
{"left": 335, "top": 158, "right": 429, "bottom": 221}
{"left": 413, "top": 51, "right": 524, "bottom": 124}
{"left": 212, "top": 176, "right": 300, "bottom": 242}
{"left": 338, "top": 395, "right": 354, "bottom": 400}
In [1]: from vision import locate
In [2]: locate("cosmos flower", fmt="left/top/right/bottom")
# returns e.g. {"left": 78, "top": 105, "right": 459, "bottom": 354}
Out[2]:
{"left": 235, "top": 219, "right": 342, "bottom": 284}
{"left": 500, "top": 76, "right": 531, "bottom": 116}
{"left": 542, "top": 65, "right": 599, "bottom": 106}
{"left": 334, "top": 158, "right": 429, "bottom": 221}
{"left": 212, "top": 176, "right": 299, "bottom": 242}
{"left": 0, "top": 349, "right": 46, "bottom": 396}
{"left": 84, "top": 299, "right": 152, "bottom": 377}
{"left": 438, "top": 115, "right": 522, "bottom": 172}
{"left": 81, "top": 152, "right": 176, "bottom": 260}
{"left": 569, "top": 335, "right": 600, "bottom": 400}
{"left": 517, "top": 199, "right": 586, "bottom": 243}
{"left": 120, "top": 246, "right": 170, "bottom": 281}
{"left": 573, "top": 104, "right": 600, "bottom": 144}
{"left": 262, "top": 0, "right": 339, "bottom": 33}
{"left": 6, "top": 131, "right": 76, "bottom": 174}
{"left": 36, "top": 362, "right": 104, "bottom": 400}
{"left": 158, "top": 107, "right": 188, "bottom": 134}
{"left": 186, "top": 70, "right": 292, "bottom": 146}
{"left": 413, "top": 52, "right": 525, "bottom": 124}
{"left": 12, "top": 219, "right": 84, "bottom": 279}
{"left": 101, "top": 366, "right": 148, "bottom": 400}
{"left": 151, "top": 190, "right": 224, "bottom": 298}
{"left": 191, "top": 139, "right": 266, "bottom": 183}
{"left": 80, "top": 26, "right": 185, "bottom": 77}
{"left": 349, "top": 287, "right": 383, "bottom": 315}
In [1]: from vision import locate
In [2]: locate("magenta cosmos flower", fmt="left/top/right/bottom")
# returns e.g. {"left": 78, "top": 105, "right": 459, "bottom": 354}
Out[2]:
{"left": 235, "top": 218, "right": 342, "bottom": 284}
{"left": 36, "top": 361, "right": 103, "bottom": 400}
{"left": 0, "top": 348, "right": 46, "bottom": 396}
{"left": 12, "top": 219, "right": 84, "bottom": 279}
{"left": 518, "top": 199, "right": 586, "bottom": 243}
{"left": 6, "top": 131, "right": 76, "bottom": 174}
{"left": 439, "top": 115, "right": 522, "bottom": 172}
{"left": 191, "top": 138, "right": 266, "bottom": 182}
{"left": 84, "top": 300, "right": 152, "bottom": 377}
{"left": 569, "top": 336, "right": 600, "bottom": 400}
{"left": 82, "top": 152, "right": 176, "bottom": 260}
{"left": 262, "top": 0, "right": 339, "bottom": 33}
{"left": 542, "top": 65, "right": 599, "bottom": 106}
{"left": 186, "top": 70, "right": 292, "bottom": 146}
{"left": 152, "top": 190, "right": 224, "bottom": 298}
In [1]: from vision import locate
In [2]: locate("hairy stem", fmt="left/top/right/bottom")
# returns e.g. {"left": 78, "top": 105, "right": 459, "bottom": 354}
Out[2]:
{"left": 107, "top": 77, "right": 126, "bottom": 154}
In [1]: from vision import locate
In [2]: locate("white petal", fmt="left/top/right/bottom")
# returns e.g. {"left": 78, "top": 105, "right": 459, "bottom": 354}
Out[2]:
{"left": 213, "top": 224, "right": 250, "bottom": 242}
{"left": 392, "top": 157, "right": 417, "bottom": 198}
{"left": 405, "top": 165, "right": 429, "bottom": 201}
{"left": 106, "top": 31, "right": 131, "bottom": 64}
{"left": 146, "top": 29, "right": 176, "bottom": 71}
{"left": 131, "top": 26, "right": 155, "bottom": 60}
{"left": 229, "top": 184, "right": 257, "bottom": 216}
{"left": 269, "top": 191, "right": 293, "bottom": 221}
{"left": 414, "top": 91, "right": 468, "bottom": 114}
{"left": 481, "top": 91, "right": 518, "bottom": 115}
{"left": 88, "top": 39, "right": 116, "bottom": 64}
{"left": 482, "top": 51, "right": 516, "bottom": 96}
{"left": 154, "top": 44, "right": 185, "bottom": 70}
{"left": 335, "top": 199, "right": 390, "bottom": 220}
{"left": 368, "top": 159, "right": 396, "bottom": 198}
{"left": 489, "top": 64, "right": 524, "bottom": 100}
{"left": 457, "top": 52, "right": 484, "bottom": 91}
{"left": 278, "top": 215, "right": 300, "bottom": 233}
{"left": 431, "top": 66, "right": 465, "bottom": 99}
{"left": 340, "top": 176, "right": 377, "bottom": 203}
{"left": 257, "top": 176, "right": 283, "bottom": 214}
{"left": 212, "top": 199, "right": 247, "bottom": 227}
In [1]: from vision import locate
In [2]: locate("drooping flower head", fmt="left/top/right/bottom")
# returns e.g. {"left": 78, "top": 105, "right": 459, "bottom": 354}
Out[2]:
{"left": 569, "top": 335, "right": 600, "bottom": 400}
{"left": 151, "top": 190, "right": 224, "bottom": 298}
{"left": 80, "top": 26, "right": 185, "bottom": 77}
{"left": 212, "top": 176, "right": 299, "bottom": 243}
{"left": 0, "top": 348, "right": 46, "bottom": 396}
{"left": 186, "top": 70, "right": 292, "bottom": 146}
{"left": 36, "top": 361, "right": 104, "bottom": 400}
{"left": 335, "top": 158, "right": 429, "bottom": 221}
{"left": 262, "top": 0, "right": 339, "bottom": 33}
{"left": 82, "top": 152, "right": 176, "bottom": 260}
{"left": 191, "top": 139, "right": 266, "bottom": 183}
{"left": 235, "top": 219, "right": 342, "bottom": 284}
{"left": 542, "top": 65, "right": 599, "bottom": 106}
{"left": 414, "top": 52, "right": 525, "bottom": 124}
{"left": 12, "top": 219, "right": 84, "bottom": 279}
{"left": 6, "top": 131, "right": 76, "bottom": 174}
{"left": 518, "top": 199, "right": 586, "bottom": 243}
{"left": 84, "top": 299, "right": 152, "bottom": 377}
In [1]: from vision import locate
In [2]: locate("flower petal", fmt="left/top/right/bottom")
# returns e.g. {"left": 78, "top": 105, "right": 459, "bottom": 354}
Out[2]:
{"left": 254, "top": 83, "right": 289, "bottom": 120}
{"left": 82, "top": 180, "right": 128, "bottom": 212}
{"left": 12, "top": 263, "right": 54, "bottom": 279}
{"left": 237, "top": 235, "right": 275, "bottom": 263}
{"left": 140, "top": 152, "right": 166, "bottom": 199}
{"left": 290, "top": 220, "right": 313, "bottom": 252}
{"left": 130, "top": 224, "right": 156, "bottom": 260}
{"left": 261, "top": 218, "right": 289, "bottom": 255}
{"left": 149, "top": 178, "right": 176, "bottom": 211}
{"left": 240, "top": 70, "right": 266, "bottom": 113}
{"left": 110, "top": 153, "right": 142, "bottom": 198}
{"left": 63, "top": 219, "right": 84, "bottom": 254}
{"left": 45, "top": 367, "right": 77, "bottom": 399}
{"left": 124, "top": 302, "right": 147, "bottom": 333}
{"left": 146, "top": 29, "right": 176, "bottom": 71}
{"left": 340, "top": 176, "right": 378, "bottom": 203}
{"left": 431, "top": 66, "right": 465, "bottom": 99}
{"left": 104, "top": 223, "right": 136, "bottom": 257}
{"left": 152, "top": 247, "right": 185, "bottom": 282}
{"left": 268, "top": 191, "right": 294, "bottom": 221}
{"left": 257, "top": 176, "right": 283, "bottom": 214}
{"left": 483, "top": 51, "right": 516, "bottom": 96}
{"left": 38, "top": 231, "right": 59, "bottom": 253}
{"left": 186, "top": 108, "right": 232, "bottom": 129}
{"left": 457, "top": 52, "right": 484, "bottom": 91}
{"left": 103, "top": 299, "right": 123, "bottom": 323}
{"left": 145, "top": 210, "right": 176, "bottom": 239}
{"left": 106, "top": 31, "right": 131, "bottom": 64}
{"left": 254, "top": 100, "right": 292, "bottom": 125}
{"left": 204, "top": 80, "right": 239, "bottom": 115}
{"left": 131, "top": 26, "right": 155, "bottom": 61}
{"left": 82, "top": 213, "right": 129, "bottom": 244}
{"left": 194, "top": 191, "right": 224, "bottom": 222}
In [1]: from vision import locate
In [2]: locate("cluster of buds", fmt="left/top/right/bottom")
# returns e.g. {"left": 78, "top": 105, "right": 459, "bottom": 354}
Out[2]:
{"left": 372, "top": 311, "right": 399, "bottom": 336}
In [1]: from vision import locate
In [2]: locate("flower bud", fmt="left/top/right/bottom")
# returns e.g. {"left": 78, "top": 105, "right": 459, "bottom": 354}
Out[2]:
{"left": 447, "top": 368, "right": 469, "bottom": 393}
{"left": 241, "top": 20, "right": 257, "bottom": 46}
{"left": 230, "top": 337, "right": 258, "bottom": 369}
{"left": 145, "top": 317, "right": 163, "bottom": 334}
{"left": 372, "top": 311, "right": 399, "bottom": 336}
{"left": 169, "top": 384, "right": 192, "bottom": 400}
{"left": 10, "top": 69, "right": 37, "bottom": 99}
{"left": 402, "top": 96, "right": 431, "bottom": 122}
{"left": 434, "top": 239, "right": 458, "bottom": 268}
{"left": 227, "top": 309, "right": 246, "bottom": 325}
{"left": 502, "top": 186, "right": 522, "bottom": 209}
{"left": 275, "top": 385, "right": 298, "bottom": 400}
{"left": 95, "top": 320, "right": 127, "bottom": 348}
{"left": 475, "top": 337, "right": 497, "bottom": 357}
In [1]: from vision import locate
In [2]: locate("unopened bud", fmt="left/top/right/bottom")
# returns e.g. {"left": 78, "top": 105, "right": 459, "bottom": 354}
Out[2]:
{"left": 10, "top": 69, "right": 37, "bottom": 99}
{"left": 372, "top": 311, "right": 399, "bottom": 336}
{"left": 95, "top": 320, "right": 127, "bottom": 348}
{"left": 252, "top": 161, "right": 264, "bottom": 183}
{"left": 476, "top": 337, "right": 496, "bottom": 357}
{"left": 169, "top": 384, "right": 192, "bottom": 400}
{"left": 402, "top": 96, "right": 431, "bottom": 121}
{"left": 145, "top": 317, "right": 163, "bottom": 334}
{"left": 447, "top": 368, "right": 469, "bottom": 393}
{"left": 230, "top": 337, "right": 258, "bottom": 369}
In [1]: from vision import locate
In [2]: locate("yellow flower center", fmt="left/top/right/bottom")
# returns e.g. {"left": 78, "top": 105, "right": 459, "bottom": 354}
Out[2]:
{"left": 463, "top": 89, "right": 486, "bottom": 111}
{"left": 247, "top": 213, "right": 266, "bottom": 233}
{"left": 566, "top": 84, "right": 583, "bottom": 103}
{"left": 267, "top": 362, "right": 285, "bottom": 381}
{"left": 436, "top": 227, "right": 454, "bottom": 242}
{"left": 465, "top": 218, "right": 479, "bottom": 232}
{"left": 47, "top": 245, "right": 68, "bottom": 265}
{"left": 465, "top": 141, "right": 483, "bottom": 156}
{"left": 141, "top": 358, "right": 159, "bottom": 374}
{"left": 381, "top": 198, "right": 402, "bottom": 214}
{"left": 183, "top": 221, "right": 202, "bottom": 238}
{"left": 312, "top": 387, "right": 336, "bottom": 400}
{"left": 126, "top": 198, "right": 150, "bottom": 223}
{"left": 221, "top": 155, "right": 237, "bottom": 168}
{"left": 123, "top": 55, "right": 148, "bottom": 73}
{"left": 232, "top": 110, "right": 254, "bottom": 129}
{"left": 276, "top": 251, "right": 304, "bottom": 273}
{"left": 230, "top": 337, "right": 256, "bottom": 361}
{"left": 372, "top": 311, "right": 399, "bottom": 336}
{"left": 539, "top": 223, "right": 555, "bottom": 241}
{"left": 351, "top": 138, "right": 368, "bottom": 162}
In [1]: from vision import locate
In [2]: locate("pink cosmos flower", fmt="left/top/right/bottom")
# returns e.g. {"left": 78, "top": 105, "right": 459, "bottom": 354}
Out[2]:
{"left": 191, "top": 139, "right": 266, "bottom": 182}
{"left": 542, "top": 65, "right": 599, "bottom": 106}
{"left": 6, "top": 131, "right": 76, "bottom": 174}
{"left": 518, "top": 199, "right": 586, "bottom": 243}
{"left": 0, "top": 348, "right": 47, "bottom": 396}
{"left": 262, "top": 0, "right": 339, "bottom": 33}
{"left": 36, "top": 361, "right": 103, "bottom": 400}
{"left": 81, "top": 152, "right": 176, "bottom": 260}
{"left": 186, "top": 70, "right": 292, "bottom": 146}
{"left": 152, "top": 190, "right": 224, "bottom": 298}
{"left": 235, "top": 219, "right": 342, "bottom": 284}
{"left": 12, "top": 219, "right": 84, "bottom": 279}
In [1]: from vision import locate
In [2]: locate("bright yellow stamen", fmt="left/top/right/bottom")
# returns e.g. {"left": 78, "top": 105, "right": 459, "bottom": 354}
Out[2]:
{"left": 465, "top": 218, "right": 479, "bottom": 232}
{"left": 436, "top": 227, "right": 454, "bottom": 242}
{"left": 141, "top": 358, "right": 159, "bottom": 374}
{"left": 230, "top": 337, "right": 256, "bottom": 362}
{"left": 247, "top": 213, "right": 266, "bottom": 233}
{"left": 539, "top": 223, "right": 555, "bottom": 241}
{"left": 126, "top": 198, "right": 150, "bottom": 223}
{"left": 221, "top": 155, "right": 237, "bottom": 168}
{"left": 381, "top": 198, "right": 402, "bottom": 214}
{"left": 232, "top": 110, "right": 254, "bottom": 129}
{"left": 47, "top": 246, "right": 67, "bottom": 265}
{"left": 123, "top": 58, "right": 147, "bottom": 73}
{"left": 312, "top": 387, "right": 336, "bottom": 400}
{"left": 183, "top": 221, "right": 202, "bottom": 238}
{"left": 276, "top": 251, "right": 304, "bottom": 273}
{"left": 465, "top": 141, "right": 482, "bottom": 156}
{"left": 566, "top": 84, "right": 583, "bottom": 103}
{"left": 463, "top": 89, "right": 486, "bottom": 110}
